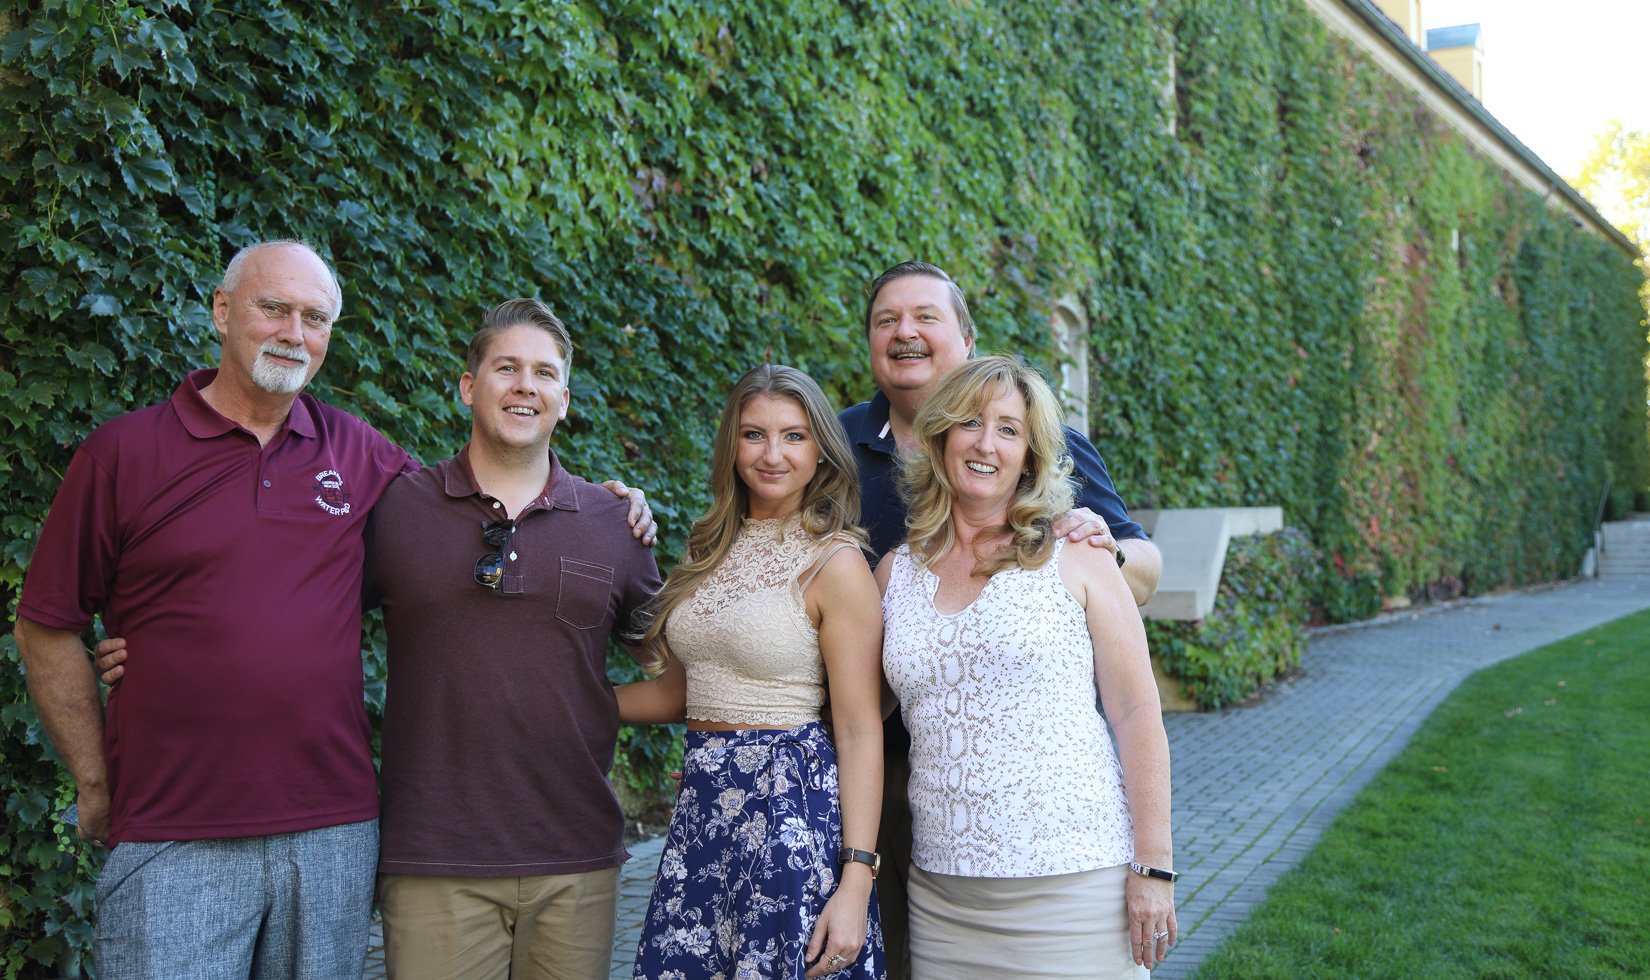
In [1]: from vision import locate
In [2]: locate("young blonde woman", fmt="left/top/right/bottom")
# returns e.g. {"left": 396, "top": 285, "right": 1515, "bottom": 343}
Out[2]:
{"left": 620, "top": 364, "right": 886, "bottom": 979}
{"left": 878, "top": 355, "right": 1176, "bottom": 978}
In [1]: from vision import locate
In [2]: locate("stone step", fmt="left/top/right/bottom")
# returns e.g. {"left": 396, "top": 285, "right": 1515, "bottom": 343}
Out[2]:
{"left": 1601, "top": 522, "right": 1650, "bottom": 538}
{"left": 1594, "top": 516, "right": 1650, "bottom": 579}
{"left": 1597, "top": 519, "right": 1650, "bottom": 573}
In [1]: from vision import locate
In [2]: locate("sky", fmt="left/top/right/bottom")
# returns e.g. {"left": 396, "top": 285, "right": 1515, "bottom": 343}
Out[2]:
{"left": 1421, "top": 0, "right": 1649, "bottom": 181}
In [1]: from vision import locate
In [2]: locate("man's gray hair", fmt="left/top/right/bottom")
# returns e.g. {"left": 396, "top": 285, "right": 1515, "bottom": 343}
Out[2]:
{"left": 221, "top": 240, "right": 343, "bottom": 319}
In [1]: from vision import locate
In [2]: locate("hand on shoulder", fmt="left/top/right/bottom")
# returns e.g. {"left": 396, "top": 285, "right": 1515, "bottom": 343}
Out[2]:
{"left": 599, "top": 478, "right": 657, "bottom": 546}
{"left": 1058, "top": 530, "right": 1129, "bottom": 608}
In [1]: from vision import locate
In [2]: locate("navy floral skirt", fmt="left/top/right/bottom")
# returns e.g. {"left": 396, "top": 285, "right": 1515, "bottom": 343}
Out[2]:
{"left": 632, "top": 722, "right": 884, "bottom": 979}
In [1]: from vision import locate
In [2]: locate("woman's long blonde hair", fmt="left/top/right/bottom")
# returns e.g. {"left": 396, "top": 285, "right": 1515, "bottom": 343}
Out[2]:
{"left": 900, "top": 355, "right": 1075, "bottom": 576}
{"left": 640, "top": 364, "right": 865, "bottom": 675}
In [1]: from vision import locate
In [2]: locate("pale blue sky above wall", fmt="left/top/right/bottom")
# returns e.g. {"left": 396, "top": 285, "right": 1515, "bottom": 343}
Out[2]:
{"left": 1423, "top": 0, "right": 1649, "bottom": 180}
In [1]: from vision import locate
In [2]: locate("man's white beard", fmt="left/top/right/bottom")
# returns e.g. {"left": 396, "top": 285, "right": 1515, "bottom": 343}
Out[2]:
{"left": 252, "top": 343, "right": 311, "bottom": 394}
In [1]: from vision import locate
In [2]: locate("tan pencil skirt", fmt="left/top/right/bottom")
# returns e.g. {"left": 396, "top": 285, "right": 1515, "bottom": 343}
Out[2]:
{"left": 907, "top": 863, "right": 1148, "bottom": 979}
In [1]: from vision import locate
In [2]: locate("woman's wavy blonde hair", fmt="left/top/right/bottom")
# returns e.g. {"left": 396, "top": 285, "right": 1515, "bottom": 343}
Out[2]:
{"left": 900, "top": 355, "right": 1074, "bottom": 575}
{"left": 639, "top": 364, "right": 865, "bottom": 675}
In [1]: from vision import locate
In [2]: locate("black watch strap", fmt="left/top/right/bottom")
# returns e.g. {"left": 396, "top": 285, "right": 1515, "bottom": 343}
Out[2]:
{"left": 839, "top": 847, "right": 881, "bottom": 878}
{"left": 1116, "top": 542, "right": 1127, "bottom": 567}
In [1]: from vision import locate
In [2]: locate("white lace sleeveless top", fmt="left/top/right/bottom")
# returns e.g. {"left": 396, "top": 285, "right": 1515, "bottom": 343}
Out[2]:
{"left": 667, "top": 513, "right": 848, "bottom": 726}
{"left": 882, "top": 540, "right": 1133, "bottom": 877}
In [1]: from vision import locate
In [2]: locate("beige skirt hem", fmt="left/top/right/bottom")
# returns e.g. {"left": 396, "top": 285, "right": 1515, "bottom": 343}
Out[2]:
{"left": 908, "top": 863, "right": 1148, "bottom": 980}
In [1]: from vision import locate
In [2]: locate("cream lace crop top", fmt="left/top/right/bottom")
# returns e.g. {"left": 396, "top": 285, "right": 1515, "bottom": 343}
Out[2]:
{"left": 666, "top": 513, "right": 852, "bottom": 726}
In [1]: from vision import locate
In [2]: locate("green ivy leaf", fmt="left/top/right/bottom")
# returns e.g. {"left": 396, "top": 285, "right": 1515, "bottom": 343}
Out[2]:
{"left": 119, "top": 155, "right": 174, "bottom": 194}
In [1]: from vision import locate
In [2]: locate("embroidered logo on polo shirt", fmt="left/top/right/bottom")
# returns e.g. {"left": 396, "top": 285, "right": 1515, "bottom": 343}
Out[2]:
{"left": 313, "top": 470, "right": 352, "bottom": 516}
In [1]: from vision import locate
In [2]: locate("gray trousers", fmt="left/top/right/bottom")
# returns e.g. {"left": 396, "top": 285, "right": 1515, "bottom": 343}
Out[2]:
{"left": 94, "top": 819, "right": 378, "bottom": 980}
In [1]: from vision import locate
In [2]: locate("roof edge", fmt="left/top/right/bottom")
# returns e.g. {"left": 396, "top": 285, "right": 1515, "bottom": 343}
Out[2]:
{"left": 1330, "top": 0, "right": 1639, "bottom": 258}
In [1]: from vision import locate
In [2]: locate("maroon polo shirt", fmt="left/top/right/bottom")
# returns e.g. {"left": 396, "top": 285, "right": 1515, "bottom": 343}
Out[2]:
{"left": 366, "top": 447, "right": 661, "bottom": 877}
{"left": 17, "top": 369, "right": 412, "bottom": 844}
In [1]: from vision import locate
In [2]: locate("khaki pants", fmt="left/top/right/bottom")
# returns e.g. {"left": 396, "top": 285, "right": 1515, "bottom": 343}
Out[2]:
{"left": 379, "top": 868, "right": 619, "bottom": 980}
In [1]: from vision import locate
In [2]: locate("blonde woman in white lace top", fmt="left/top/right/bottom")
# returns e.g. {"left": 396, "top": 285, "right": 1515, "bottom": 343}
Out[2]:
{"left": 877, "top": 356, "right": 1175, "bottom": 978}
{"left": 618, "top": 364, "right": 886, "bottom": 979}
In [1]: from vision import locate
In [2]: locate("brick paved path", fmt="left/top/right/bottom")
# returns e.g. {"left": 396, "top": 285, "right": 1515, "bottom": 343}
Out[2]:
{"left": 366, "top": 574, "right": 1650, "bottom": 979}
{"left": 1156, "top": 574, "right": 1650, "bottom": 977}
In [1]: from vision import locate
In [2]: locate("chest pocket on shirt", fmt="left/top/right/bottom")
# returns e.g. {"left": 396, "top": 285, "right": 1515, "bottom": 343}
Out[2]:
{"left": 557, "top": 558, "right": 614, "bottom": 630}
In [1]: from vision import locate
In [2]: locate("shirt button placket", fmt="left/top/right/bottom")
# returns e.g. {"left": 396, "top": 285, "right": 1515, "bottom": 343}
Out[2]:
{"left": 257, "top": 461, "right": 274, "bottom": 513}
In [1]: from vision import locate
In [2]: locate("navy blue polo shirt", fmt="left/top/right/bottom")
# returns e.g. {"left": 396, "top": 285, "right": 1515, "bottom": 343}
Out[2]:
{"left": 839, "top": 391, "right": 1148, "bottom": 559}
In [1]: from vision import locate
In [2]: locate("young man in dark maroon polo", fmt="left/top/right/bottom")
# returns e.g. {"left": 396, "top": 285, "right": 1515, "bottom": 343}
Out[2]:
{"left": 15, "top": 241, "right": 412, "bottom": 978}
{"left": 365, "top": 298, "right": 662, "bottom": 980}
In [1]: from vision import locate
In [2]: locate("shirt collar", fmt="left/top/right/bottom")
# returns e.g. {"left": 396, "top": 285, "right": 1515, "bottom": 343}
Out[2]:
{"left": 859, "top": 390, "right": 896, "bottom": 455}
{"left": 171, "top": 368, "right": 316, "bottom": 440}
{"left": 443, "top": 444, "right": 577, "bottom": 513}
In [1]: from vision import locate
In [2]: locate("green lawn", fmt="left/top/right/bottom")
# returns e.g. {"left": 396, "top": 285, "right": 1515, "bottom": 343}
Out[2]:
{"left": 1194, "top": 609, "right": 1650, "bottom": 978}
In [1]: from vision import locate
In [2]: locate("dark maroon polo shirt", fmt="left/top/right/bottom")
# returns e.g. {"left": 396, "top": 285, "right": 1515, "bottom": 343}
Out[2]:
{"left": 17, "top": 369, "right": 412, "bottom": 844}
{"left": 365, "top": 447, "right": 662, "bottom": 877}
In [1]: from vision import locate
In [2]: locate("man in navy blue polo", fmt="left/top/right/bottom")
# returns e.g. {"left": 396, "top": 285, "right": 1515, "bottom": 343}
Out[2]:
{"left": 841, "top": 261, "right": 1160, "bottom": 588}
{"left": 840, "top": 260, "right": 1160, "bottom": 978}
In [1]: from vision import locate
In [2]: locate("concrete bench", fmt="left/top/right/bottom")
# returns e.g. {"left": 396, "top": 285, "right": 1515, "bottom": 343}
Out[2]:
{"left": 1133, "top": 507, "right": 1284, "bottom": 621}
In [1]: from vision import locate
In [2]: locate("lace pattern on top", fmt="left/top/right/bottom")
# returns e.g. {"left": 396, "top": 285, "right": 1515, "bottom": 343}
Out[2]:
{"left": 668, "top": 513, "right": 838, "bottom": 726}
{"left": 881, "top": 540, "right": 1134, "bottom": 877}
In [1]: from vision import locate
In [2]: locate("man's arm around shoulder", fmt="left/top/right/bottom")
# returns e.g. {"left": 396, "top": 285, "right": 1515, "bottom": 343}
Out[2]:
{"left": 1117, "top": 538, "right": 1162, "bottom": 607}
{"left": 1064, "top": 427, "right": 1162, "bottom": 604}
{"left": 14, "top": 616, "right": 111, "bottom": 842}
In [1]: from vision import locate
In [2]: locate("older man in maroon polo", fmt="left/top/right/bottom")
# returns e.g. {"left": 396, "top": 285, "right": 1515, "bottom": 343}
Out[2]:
{"left": 15, "top": 241, "right": 411, "bottom": 978}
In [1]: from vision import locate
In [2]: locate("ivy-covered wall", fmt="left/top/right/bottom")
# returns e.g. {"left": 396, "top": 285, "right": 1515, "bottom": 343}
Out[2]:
{"left": 2, "top": 0, "right": 1645, "bottom": 972}
{"left": 1077, "top": 4, "right": 1648, "bottom": 617}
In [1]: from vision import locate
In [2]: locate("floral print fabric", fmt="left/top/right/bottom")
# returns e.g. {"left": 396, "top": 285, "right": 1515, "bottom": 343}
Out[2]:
{"left": 633, "top": 722, "right": 884, "bottom": 979}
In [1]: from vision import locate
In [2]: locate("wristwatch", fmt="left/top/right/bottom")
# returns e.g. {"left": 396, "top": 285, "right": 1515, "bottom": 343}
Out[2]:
{"left": 1116, "top": 543, "right": 1127, "bottom": 568}
{"left": 1129, "top": 861, "right": 1179, "bottom": 883}
{"left": 839, "top": 847, "right": 881, "bottom": 879}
